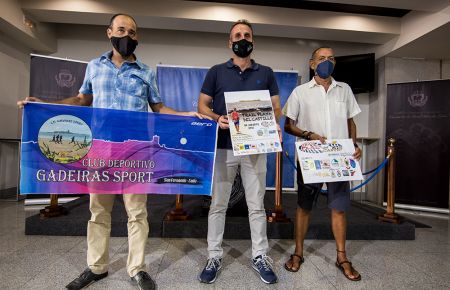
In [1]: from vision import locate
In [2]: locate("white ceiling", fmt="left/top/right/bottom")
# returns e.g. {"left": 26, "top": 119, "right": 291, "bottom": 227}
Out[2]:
{"left": 2, "top": 0, "right": 450, "bottom": 59}
{"left": 302, "top": 0, "right": 450, "bottom": 12}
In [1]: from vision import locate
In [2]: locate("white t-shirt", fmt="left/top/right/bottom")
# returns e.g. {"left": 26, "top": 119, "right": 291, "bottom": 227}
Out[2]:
{"left": 283, "top": 77, "right": 361, "bottom": 140}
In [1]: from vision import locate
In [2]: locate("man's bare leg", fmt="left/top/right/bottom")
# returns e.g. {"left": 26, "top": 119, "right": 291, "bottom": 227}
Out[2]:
{"left": 331, "top": 209, "right": 359, "bottom": 279}
{"left": 285, "top": 207, "right": 310, "bottom": 271}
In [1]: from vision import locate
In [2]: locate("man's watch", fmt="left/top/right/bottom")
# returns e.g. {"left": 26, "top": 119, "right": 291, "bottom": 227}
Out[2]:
{"left": 354, "top": 142, "right": 359, "bottom": 148}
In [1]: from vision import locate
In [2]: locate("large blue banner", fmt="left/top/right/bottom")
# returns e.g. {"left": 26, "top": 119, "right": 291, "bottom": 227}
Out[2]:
{"left": 20, "top": 103, "right": 217, "bottom": 195}
{"left": 157, "top": 65, "right": 298, "bottom": 188}
{"left": 157, "top": 65, "right": 209, "bottom": 112}
{"left": 267, "top": 71, "right": 299, "bottom": 188}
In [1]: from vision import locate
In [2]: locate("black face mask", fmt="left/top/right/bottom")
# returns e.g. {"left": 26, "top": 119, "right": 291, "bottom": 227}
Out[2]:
{"left": 110, "top": 35, "right": 138, "bottom": 57}
{"left": 232, "top": 39, "right": 253, "bottom": 58}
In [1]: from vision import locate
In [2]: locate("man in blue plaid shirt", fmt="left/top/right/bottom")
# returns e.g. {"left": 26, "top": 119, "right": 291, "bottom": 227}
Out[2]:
{"left": 18, "top": 13, "right": 206, "bottom": 290}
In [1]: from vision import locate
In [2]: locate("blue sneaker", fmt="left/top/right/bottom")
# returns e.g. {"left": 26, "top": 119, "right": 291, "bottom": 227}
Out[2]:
{"left": 252, "top": 255, "right": 278, "bottom": 284}
{"left": 198, "top": 257, "right": 222, "bottom": 284}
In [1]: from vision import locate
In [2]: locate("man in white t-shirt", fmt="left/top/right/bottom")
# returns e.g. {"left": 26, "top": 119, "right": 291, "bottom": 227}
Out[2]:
{"left": 282, "top": 47, "right": 362, "bottom": 281}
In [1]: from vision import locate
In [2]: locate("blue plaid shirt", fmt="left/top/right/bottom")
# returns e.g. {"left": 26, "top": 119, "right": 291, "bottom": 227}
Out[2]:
{"left": 79, "top": 51, "right": 161, "bottom": 112}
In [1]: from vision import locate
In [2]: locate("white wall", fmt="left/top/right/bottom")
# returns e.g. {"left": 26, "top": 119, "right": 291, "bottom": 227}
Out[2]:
{"left": 442, "top": 60, "right": 450, "bottom": 79}
{"left": 353, "top": 93, "right": 370, "bottom": 138}
{"left": 0, "top": 142, "right": 19, "bottom": 190}
{"left": 0, "top": 35, "right": 30, "bottom": 190}
{"left": 0, "top": 35, "right": 30, "bottom": 139}
{"left": 51, "top": 24, "right": 375, "bottom": 83}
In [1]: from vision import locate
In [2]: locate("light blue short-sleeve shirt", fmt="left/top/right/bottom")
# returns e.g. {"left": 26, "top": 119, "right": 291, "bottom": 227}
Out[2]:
{"left": 79, "top": 51, "right": 161, "bottom": 112}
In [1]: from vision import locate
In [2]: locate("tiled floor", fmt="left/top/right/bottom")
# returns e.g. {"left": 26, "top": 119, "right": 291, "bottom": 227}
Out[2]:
{"left": 0, "top": 200, "right": 449, "bottom": 290}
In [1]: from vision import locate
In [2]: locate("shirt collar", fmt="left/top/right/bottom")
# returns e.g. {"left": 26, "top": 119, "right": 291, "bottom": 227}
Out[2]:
{"left": 100, "top": 51, "right": 143, "bottom": 69}
{"left": 308, "top": 76, "right": 342, "bottom": 89}
{"left": 226, "top": 58, "right": 259, "bottom": 71}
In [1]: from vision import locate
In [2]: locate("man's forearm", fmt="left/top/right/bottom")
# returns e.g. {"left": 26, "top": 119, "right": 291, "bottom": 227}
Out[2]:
{"left": 273, "top": 107, "right": 281, "bottom": 124}
{"left": 271, "top": 95, "right": 281, "bottom": 123}
{"left": 157, "top": 105, "right": 179, "bottom": 115}
{"left": 284, "top": 118, "right": 304, "bottom": 138}
{"left": 199, "top": 108, "right": 219, "bottom": 120}
{"left": 197, "top": 93, "right": 220, "bottom": 121}
{"left": 56, "top": 95, "right": 88, "bottom": 106}
{"left": 348, "top": 118, "right": 357, "bottom": 142}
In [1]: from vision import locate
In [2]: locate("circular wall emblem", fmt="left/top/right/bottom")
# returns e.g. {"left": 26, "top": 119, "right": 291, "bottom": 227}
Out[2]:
{"left": 38, "top": 115, "right": 92, "bottom": 164}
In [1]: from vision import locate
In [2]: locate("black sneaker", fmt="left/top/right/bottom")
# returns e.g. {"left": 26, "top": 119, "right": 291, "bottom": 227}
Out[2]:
{"left": 66, "top": 268, "right": 108, "bottom": 290}
{"left": 131, "top": 271, "right": 156, "bottom": 290}
{"left": 198, "top": 257, "right": 222, "bottom": 283}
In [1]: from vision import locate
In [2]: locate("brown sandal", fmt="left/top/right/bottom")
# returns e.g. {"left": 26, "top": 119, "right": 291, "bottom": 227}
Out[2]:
{"left": 335, "top": 250, "right": 361, "bottom": 281}
{"left": 284, "top": 254, "right": 304, "bottom": 272}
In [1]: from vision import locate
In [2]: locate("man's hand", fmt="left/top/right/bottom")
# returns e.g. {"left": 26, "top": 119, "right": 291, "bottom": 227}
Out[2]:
{"left": 17, "top": 96, "right": 44, "bottom": 109}
{"left": 217, "top": 115, "right": 229, "bottom": 129}
{"left": 310, "top": 133, "right": 326, "bottom": 144}
{"left": 277, "top": 123, "right": 282, "bottom": 142}
{"left": 182, "top": 111, "right": 212, "bottom": 120}
{"left": 353, "top": 147, "right": 362, "bottom": 161}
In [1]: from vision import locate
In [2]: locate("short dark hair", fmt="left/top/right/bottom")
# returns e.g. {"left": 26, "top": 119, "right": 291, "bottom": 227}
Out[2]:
{"left": 229, "top": 19, "right": 253, "bottom": 34}
{"left": 311, "top": 46, "right": 333, "bottom": 59}
{"left": 109, "top": 13, "right": 137, "bottom": 29}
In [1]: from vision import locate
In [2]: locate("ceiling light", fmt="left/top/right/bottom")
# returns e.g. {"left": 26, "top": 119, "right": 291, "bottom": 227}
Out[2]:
{"left": 23, "top": 16, "right": 36, "bottom": 29}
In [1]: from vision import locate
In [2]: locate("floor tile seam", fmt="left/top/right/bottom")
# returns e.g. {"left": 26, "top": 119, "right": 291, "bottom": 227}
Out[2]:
{"left": 65, "top": 237, "right": 86, "bottom": 253}
{"left": 16, "top": 252, "right": 67, "bottom": 289}
{"left": 306, "top": 256, "right": 339, "bottom": 289}
{"left": 366, "top": 252, "right": 441, "bottom": 283}
{"left": 153, "top": 238, "right": 172, "bottom": 270}
{"left": 153, "top": 242, "right": 171, "bottom": 280}
{"left": 2, "top": 278, "right": 31, "bottom": 290}
{"left": 351, "top": 254, "right": 420, "bottom": 281}
{"left": 397, "top": 249, "right": 450, "bottom": 254}
{"left": 308, "top": 253, "right": 383, "bottom": 284}
{"left": 6, "top": 232, "right": 33, "bottom": 254}
{"left": 434, "top": 279, "right": 450, "bottom": 288}
{"left": 11, "top": 245, "right": 82, "bottom": 255}
{"left": 164, "top": 238, "right": 209, "bottom": 267}
{"left": 108, "top": 240, "right": 131, "bottom": 258}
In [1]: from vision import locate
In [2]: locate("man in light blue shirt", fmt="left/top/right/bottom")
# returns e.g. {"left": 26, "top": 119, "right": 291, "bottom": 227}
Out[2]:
{"left": 19, "top": 13, "right": 205, "bottom": 290}
{"left": 79, "top": 50, "right": 161, "bottom": 112}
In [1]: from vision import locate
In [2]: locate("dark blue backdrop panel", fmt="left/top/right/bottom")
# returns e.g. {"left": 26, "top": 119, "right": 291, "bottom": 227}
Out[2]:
{"left": 156, "top": 65, "right": 298, "bottom": 188}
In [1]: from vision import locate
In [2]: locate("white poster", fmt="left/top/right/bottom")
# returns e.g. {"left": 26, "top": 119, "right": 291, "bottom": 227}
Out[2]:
{"left": 295, "top": 139, "right": 363, "bottom": 184}
{"left": 224, "top": 90, "right": 281, "bottom": 156}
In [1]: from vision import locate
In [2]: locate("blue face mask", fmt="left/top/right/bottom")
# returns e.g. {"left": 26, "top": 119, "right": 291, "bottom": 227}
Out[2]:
{"left": 315, "top": 60, "right": 334, "bottom": 79}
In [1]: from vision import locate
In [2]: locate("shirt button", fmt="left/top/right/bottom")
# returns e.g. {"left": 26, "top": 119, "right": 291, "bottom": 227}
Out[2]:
{"left": 239, "top": 72, "right": 242, "bottom": 74}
